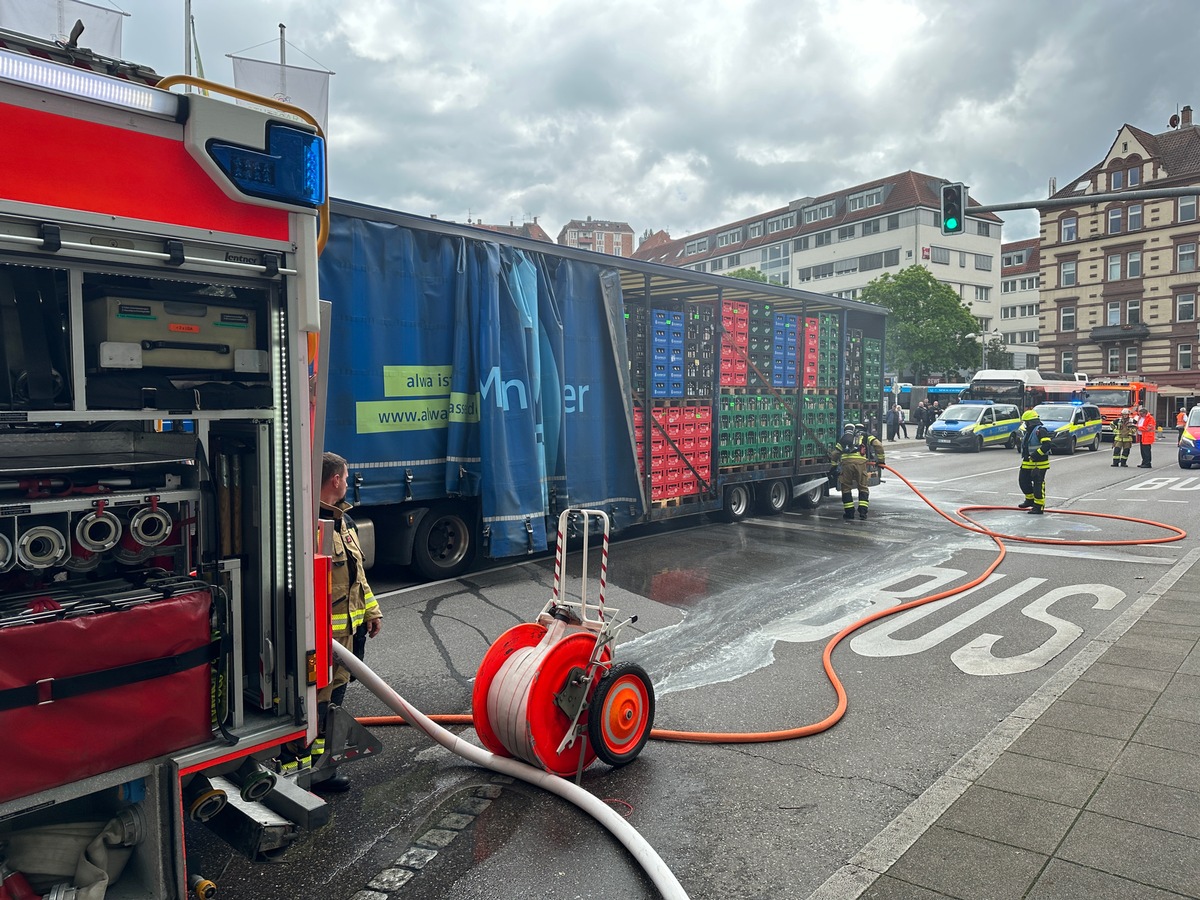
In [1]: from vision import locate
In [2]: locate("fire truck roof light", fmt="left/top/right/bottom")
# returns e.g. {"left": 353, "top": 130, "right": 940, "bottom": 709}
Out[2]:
{"left": 0, "top": 46, "right": 178, "bottom": 117}
{"left": 207, "top": 123, "right": 326, "bottom": 208}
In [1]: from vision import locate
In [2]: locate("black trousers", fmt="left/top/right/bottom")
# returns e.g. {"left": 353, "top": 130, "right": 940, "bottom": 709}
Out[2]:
{"left": 1140, "top": 443, "right": 1152, "bottom": 466}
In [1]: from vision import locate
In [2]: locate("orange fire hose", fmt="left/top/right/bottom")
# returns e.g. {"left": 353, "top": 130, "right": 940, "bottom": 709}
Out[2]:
{"left": 357, "top": 462, "right": 1186, "bottom": 744}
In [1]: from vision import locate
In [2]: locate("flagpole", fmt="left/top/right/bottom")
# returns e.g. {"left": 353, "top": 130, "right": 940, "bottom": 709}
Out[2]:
{"left": 279, "top": 23, "right": 286, "bottom": 101}
{"left": 183, "top": 0, "right": 192, "bottom": 81}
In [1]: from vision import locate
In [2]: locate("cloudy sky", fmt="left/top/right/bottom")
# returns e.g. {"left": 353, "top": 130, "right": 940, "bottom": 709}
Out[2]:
{"left": 52, "top": 1, "right": 1200, "bottom": 243}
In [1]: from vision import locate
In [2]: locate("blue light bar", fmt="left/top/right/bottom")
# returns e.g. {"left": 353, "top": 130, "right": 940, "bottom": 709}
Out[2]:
{"left": 207, "top": 122, "right": 325, "bottom": 207}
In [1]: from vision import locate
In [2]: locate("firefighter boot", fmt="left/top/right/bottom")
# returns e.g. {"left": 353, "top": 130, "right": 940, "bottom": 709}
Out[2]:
{"left": 1028, "top": 505, "right": 1044, "bottom": 515}
{"left": 858, "top": 507, "right": 868, "bottom": 520}
{"left": 841, "top": 493, "right": 854, "bottom": 520}
{"left": 1018, "top": 499, "right": 1033, "bottom": 509}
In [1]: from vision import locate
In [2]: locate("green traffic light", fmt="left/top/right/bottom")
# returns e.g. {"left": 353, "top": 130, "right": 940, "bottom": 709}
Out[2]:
{"left": 945, "top": 216, "right": 958, "bottom": 231}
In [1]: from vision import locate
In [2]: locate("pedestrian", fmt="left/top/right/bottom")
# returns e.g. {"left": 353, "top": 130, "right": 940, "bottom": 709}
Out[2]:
{"left": 897, "top": 404, "right": 909, "bottom": 439}
{"left": 830, "top": 422, "right": 885, "bottom": 520}
{"left": 1135, "top": 405, "right": 1156, "bottom": 468}
{"left": 1018, "top": 408, "right": 1052, "bottom": 514}
{"left": 311, "top": 451, "right": 384, "bottom": 791}
{"left": 1111, "top": 407, "right": 1136, "bottom": 467}
{"left": 885, "top": 404, "right": 898, "bottom": 441}
{"left": 1176, "top": 406, "right": 1187, "bottom": 441}
{"left": 914, "top": 401, "right": 928, "bottom": 439}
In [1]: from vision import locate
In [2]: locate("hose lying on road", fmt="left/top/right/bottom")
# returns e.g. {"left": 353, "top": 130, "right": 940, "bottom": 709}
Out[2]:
{"left": 359, "top": 463, "right": 1186, "bottom": 747}
{"left": 332, "top": 642, "right": 691, "bottom": 900}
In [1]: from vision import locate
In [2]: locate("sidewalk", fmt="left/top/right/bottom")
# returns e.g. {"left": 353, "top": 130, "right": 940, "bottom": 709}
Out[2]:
{"left": 809, "top": 547, "right": 1200, "bottom": 900}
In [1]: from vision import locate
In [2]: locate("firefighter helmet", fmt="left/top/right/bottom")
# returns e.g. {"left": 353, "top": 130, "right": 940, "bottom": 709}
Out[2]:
{"left": 1021, "top": 409, "right": 1040, "bottom": 422}
{"left": 1121, "top": 408, "right": 1130, "bottom": 415}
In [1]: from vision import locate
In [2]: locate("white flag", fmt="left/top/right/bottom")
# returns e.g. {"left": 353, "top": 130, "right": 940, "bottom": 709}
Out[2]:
{"left": 0, "top": 0, "right": 123, "bottom": 59}
{"left": 231, "top": 56, "right": 329, "bottom": 134}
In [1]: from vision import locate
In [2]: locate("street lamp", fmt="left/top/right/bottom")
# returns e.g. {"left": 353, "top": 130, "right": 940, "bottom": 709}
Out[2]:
{"left": 967, "top": 330, "right": 1003, "bottom": 370}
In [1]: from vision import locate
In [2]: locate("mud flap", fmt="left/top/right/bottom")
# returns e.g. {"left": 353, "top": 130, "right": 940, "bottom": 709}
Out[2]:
{"left": 316, "top": 706, "right": 384, "bottom": 769}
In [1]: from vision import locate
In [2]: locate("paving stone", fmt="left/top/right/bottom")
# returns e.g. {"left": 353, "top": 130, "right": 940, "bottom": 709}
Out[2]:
{"left": 1058, "top": 679, "right": 1158, "bottom": 715}
{"left": 1165, "top": 671, "right": 1200, "bottom": 699}
{"left": 977, "top": 752, "right": 1105, "bottom": 809}
{"left": 1036, "top": 699, "right": 1142, "bottom": 740}
{"left": 1007, "top": 723, "right": 1125, "bottom": 771}
{"left": 437, "top": 812, "right": 475, "bottom": 830}
{"left": 1107, "top": 631, "right": 1195, "bottom": 656}
{"left": 1112, "top": 742, "right": 1200, "bottom": 793}
{"left": 1079, "top": 661, "right": 1172, "bottom": 693}
{"left": 886, "top": 825, "right": 1046, "bottom": 900}
{"left": 1088, "top": 772, "right": 1200, "bottom": 840}
{"left": 414, "top": 827, "right": 459, "bottom": 849}
{"left": 394, "top": 846, "right": 438, "bottom": 869}
{"left": 1058, "top": 811, "right": 1200, "bottom": 896}
{"left": 1126, "top": 619, "right": 1200, "bottom": 642}
{"left": 1152, "top": 692, "right": 1200, "bottom": 725}
{"left": 366, "top": 868, "right": 415, "bottom": 891}
{"left": 860, "top": 874, "right": 958, "bottom": 899}
{"left": 1026, "top": 859, "right": 1187, "bottom": 900}
{"left": 937, "top": 784, "right": 1077, "bottom": 855}
{"left": 1133, "top": 713, "right": 1200, "bottom": 753}
{"left": 348, "top": 892, "right": 388, "bottom": 900}
{"left": 474, "top": 784, "right": 504, "bottom": 798}
{"left": 458, "top": 796, "right": 493, "bottom": 815}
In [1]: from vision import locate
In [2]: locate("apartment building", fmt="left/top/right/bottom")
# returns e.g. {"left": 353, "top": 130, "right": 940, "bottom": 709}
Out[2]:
{"left": 466, "top": 216, "right": 553, "bottom": 243}
{"left": 557, "top": 217, "right": 635, "bottom": 256}
{"left": 631, "top": 170, "right": 1005, "bottom": 330}
{"left": 1038, "top": 106, "right": 1200, "bottom": 406}
{"left": 999, "top": 238, "right": 1041, "bottom": 368}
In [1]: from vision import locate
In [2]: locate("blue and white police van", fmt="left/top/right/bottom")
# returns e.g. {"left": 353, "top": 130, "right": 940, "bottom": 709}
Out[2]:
{"left": 926, "top": 401, "right": 1022, "bottom": 452}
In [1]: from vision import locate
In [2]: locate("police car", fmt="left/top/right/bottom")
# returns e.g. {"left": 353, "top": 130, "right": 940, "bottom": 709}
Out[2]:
{"left": 925, "top": 401, "right": 1022, "bottom": 452}
{"left": 1178, "top": 406, "right": 1200, "bottom": 468}
{"left": 1019, "top": 402, "right": 1104, "bottom": 454}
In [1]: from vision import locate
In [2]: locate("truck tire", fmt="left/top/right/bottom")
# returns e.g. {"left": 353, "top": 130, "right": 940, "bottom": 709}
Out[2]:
{"left": 756, "top": 479, "right": 790, "bottom": 515}
{"left": 721, "top": 483, "right": 751, "bottom": 523}
{"left": 412, "top": 501, "right": 477, "bottom": 581}
{"left": 796, "top": 483, "right": 823, "bottom": 509}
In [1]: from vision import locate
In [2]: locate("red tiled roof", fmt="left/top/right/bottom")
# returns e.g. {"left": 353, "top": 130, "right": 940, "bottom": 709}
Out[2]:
{"left": 1001, "top": 238, "right": 1040, "bottom": 276}
{"left": 1052, "top": 122, "right": 1200, "bottom": 198}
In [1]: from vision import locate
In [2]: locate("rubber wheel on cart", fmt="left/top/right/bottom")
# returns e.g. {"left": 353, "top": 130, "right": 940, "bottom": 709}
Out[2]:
{"left": 796, "top": 483, "right": 823, "bottom": 509}
{"left": 588, "top": 662, "right": 655, "bottom": 767}
{"left": 412, "top": 501, "right": 477, "bottom": 581}
{"left": 470, "top": 622, "right": 547, "bottom": 757}
{"left": 721, "top": 483, "right": 752, "bottom": 522}
{"left": 756, "top": 479, "right": 790, "bottom": 515}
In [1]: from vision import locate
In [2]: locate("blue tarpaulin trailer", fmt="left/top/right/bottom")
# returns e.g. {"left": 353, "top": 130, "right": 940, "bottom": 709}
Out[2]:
{"left": 319, "top": 199, "right": 888, "bottom": 580}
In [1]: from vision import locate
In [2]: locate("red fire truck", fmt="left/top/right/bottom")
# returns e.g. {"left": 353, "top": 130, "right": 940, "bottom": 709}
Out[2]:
{"left": 0, "top": 27, "right": 348, "bottom": 898}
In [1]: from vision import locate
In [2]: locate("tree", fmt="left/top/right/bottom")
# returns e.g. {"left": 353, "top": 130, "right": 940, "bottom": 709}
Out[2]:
{"left": 858, "top": 266, "right": 981, "bottom": 382}
{"left": 982, "top": 337, "right": 1012, "bottom": 370}
{"left": 724, "top": 267, "right": 769, "bottom": 283}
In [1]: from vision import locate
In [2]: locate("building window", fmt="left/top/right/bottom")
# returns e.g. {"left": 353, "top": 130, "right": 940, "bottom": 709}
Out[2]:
{"left": 796, "top": 267, "right": 811, "bottom": 282}
{"left": 1128, "top": 298, "right": 1141, "bottom": 325}
{"left": 1126, "top": 346, "right": 1138, "bottom": 372}
{"left": 1180, "top": 196, "right": 1198, "bottom": 223}
{"left": 977, "top": 222, "right": 990, "bottom": 237}
{"left": 793, "top": 236, "right": 809, "bottom": 251}
{"left": 1060, "top": 306, "right": 1076, "bottom": 331}
{"left": 930, "top": 246, "right": 950, "bottom": 265}
{"left": 1108, "top": 254, "right": 1121, "bottom": 281}
{"left": 717, "top": 229, "right": 741, "bottom": 247}
{"left": 975, "top": 254, "right": 992, "bottom": 271}
{"left": 848, "top": 188, "right": 882, "bottom": 211}
{"left": 1108, "top": 208, "right": 1122, "bottom": 234}
{"left": 1061, "top": 216, "right": 1077, "bottom": 242}
{"left": 1181, "top": 343, "right": 1193, "bottom": 370}
{"left": 1107, "top": 347, "right": 1120, "bottom": 374}
{"left": 815, "top": 231, "right": 831, "bottom": 247}
{"left": 748, "top": 223, "right": 763, "bottom": 238}
{"left": 862, "top": 219, "right": 880, "bottom": 236}
{"left": 1061, "top": 350, "right": 1074, "bottom": 374}
{"left": 838, "top": 225, "right": 855, "bottom": 240}
{"left": 1127, "top": 250, "right": 1142, "bottom": 278}
{"left": 1179, "top": 292, "right": 1196, "bottom": 322}
{"left": 884, "top": 248, "right": 900, "bottom": 266}
{"left": 975, "top": 286, "right": 990, "bottom": 301}
{"left": 1060, "top": 260, "right": 1077, "bottom": 286}
{"left": 1002, "top": 250, "right": 1027, "bottom": 267}
{"left": 861, "top": 252, "right": 884, "bottom": 271}
{"left": 1128, "top": 204, "right": 1143, "bottom": 231}
{"left": 685, "top": 238, "right": 708, "bottom": 255}
{"left": 1128, "top": 166, "right": 1140, "bottom": 187}
{"left": 1179, "top": 242, "right": 1197, "bottom": 273}
{"left": 1107, "top": 301, "right": 1120, "bottom": 326}
{"left": 1111, "top": 169, "right": 1124, "bottom": 190}
{"left": 1002, "top": 279, "right": 1017, "bottom": 293}
{"left": 886, "top": 214, "right": 900, "bottom": 230}
{"left": 813, "top": 262, "right": 835, "bottom": 279}
{"left": 804, "top": 203, "right": 835, "bottom": 224}
{"left": 767, "top": 213, "right": 795, "bottom": 233}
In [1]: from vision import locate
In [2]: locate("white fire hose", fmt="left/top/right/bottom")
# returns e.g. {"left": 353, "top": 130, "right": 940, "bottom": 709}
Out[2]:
{"left": 332, "top": 643, "right": 689, "bottom": 900}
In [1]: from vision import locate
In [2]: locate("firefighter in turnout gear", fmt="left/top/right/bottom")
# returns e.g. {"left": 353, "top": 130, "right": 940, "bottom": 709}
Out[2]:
{"left": 311, "top": 451, "right": 383, "bottom": 791}
{"left": 1018, "top": 409, "right": 1053, "bottom": 514}
{"left": 830, "top": 423, "right": 885, "bottom": 520}
{"left": 1112, "top": 408, "right": 1136, "bottom": 467}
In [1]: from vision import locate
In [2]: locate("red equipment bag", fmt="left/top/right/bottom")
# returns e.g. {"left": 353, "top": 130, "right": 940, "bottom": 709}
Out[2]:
{"left": 0, "top": 588, "right": 215, "bottom": 804}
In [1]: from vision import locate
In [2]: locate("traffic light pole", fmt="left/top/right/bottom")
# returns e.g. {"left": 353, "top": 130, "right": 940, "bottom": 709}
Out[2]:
{"left": 965, "top": 184, "right": 1200, "bottom": 215}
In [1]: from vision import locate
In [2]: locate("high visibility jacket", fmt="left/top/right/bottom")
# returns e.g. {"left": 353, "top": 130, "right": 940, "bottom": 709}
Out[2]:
{"left": 320, "top": 500, "right": 380, "bottom": 638}
{"left": 831, "top": 433, "right": 885, "bottom": 465}
{"left": 1138, "top": 414, "right": 1157, "bottom": 444}
{"left": 1020, "top": 424, "right": 1052, "bottom": 467}
{"left": 1113, "top": 416, "right": 1137, "bottom": 444}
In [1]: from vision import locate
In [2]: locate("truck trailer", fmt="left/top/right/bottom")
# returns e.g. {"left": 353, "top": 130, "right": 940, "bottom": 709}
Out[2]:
{"left": 320, "top": 200, "right": 889, "bottom": 580}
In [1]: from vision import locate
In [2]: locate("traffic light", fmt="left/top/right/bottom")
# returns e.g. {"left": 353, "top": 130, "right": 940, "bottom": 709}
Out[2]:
{"left": 940, "top": 182, "right": 966, "bottom": 235}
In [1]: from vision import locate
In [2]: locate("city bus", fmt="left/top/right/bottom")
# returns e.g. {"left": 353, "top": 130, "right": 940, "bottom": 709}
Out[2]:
{"left": 1082, "top": 379, "right": 1158, "bottom": 438}
{"left": 961, "top": 369, "right": 1088, "bottom": 412}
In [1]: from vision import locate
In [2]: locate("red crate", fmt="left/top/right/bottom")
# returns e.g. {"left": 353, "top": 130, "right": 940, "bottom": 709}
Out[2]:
{"left": 680, "top": 436, "right": 696, "bottom": 451}
{"left": 651, "top": 469, "right": 665, "bottom": 486}
{"left": 682, "top": 421, "right": 696, "bottom": 436}
{"left": 667, "top": 406, "right": 682, "bottom": 425}
{"left": 694, "top": 406, "right": 712, "bottom": 422}
{"left": 697, "top": 435, "right": 712, "bottom": 450}
{"left": 633, "top": 407, "right": 644, "bottom": 425}
{"left": 651, "top": 484, "right": 666, "bottom": 501}
{"left": 694, "top": 449, "right": 712, "bottom": 466}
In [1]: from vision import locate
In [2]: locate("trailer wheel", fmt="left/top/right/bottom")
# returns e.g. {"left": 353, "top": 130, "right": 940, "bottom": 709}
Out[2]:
{"left": 796, "top": 483, "right": 823, "bottom": 509}
{"left": 588, "top": 662, "right": 655, "bottom": 767}
{"left": 412, "top": 501, "right": 477, "bottom": 581}
{"left": 756, "top": 479, "right": 790, "bottom": 515}
{"left": 721, "top": 483, "right": 752, "bottom": 522}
